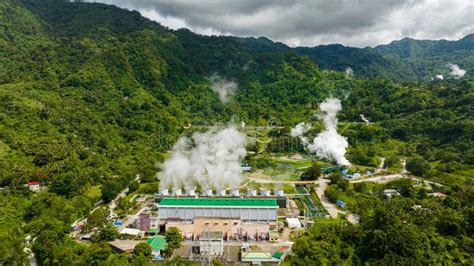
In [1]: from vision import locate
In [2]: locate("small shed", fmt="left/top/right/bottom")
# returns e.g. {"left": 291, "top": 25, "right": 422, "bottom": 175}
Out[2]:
{"left": 286, "top": 217, "right": 302, "bottom": 229}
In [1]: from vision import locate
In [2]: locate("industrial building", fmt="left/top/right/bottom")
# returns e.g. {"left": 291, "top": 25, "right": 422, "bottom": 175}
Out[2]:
{"left": 155, "top": 188, "right": 288, "bottom": 208}
{"left": 157, "top": 198, "right": 279, "bottom": 222}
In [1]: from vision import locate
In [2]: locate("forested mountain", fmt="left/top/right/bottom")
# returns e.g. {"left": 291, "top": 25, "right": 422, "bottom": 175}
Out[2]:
{"left": 236, "top": 34, "right": 474, "bottom": 82}
{"left": 0, "top": 0, "right": 472, "bottom": 264}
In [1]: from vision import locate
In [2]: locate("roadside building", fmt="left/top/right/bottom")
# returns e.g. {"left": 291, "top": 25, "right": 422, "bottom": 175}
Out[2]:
{"left": 119, "top": 228, "right": 143, "bottom": 238}
{"left": 25, "top": 181, "right": 42, "bottom": 192}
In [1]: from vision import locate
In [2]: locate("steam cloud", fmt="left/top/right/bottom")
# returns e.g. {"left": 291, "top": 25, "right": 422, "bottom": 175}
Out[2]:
{"left": 290, "top": 122, "right": 311, "bottom": 138}
{"left": 157, "top": 125, "right": 247, "bottom": 190}
{"left": 345, "top": 67, "right": 354, "bottom": 78}
{"left": 291, "top": 98, "right": 350, "bottom": 166}
{"left": 360, "top": 114, "right": 370, "bottom": 125}
{"left": 447, "top": 63, "right": 466, "bottom": 78}
{"left": 208, "top": 73, "right": 238, "bottom": 103}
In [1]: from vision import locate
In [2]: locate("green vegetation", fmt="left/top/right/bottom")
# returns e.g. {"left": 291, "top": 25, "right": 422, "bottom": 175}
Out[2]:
{"left": 0, "top": 0, "right": 472, "bottom": 265}
{"left": 164, "top": 227, "right": 182, "bottom": 258}
{"left": 300, "top": 163, "right": 321, "bottom": 181}
{"left": 290, "top": 179, "right": 474, "bottom": 264}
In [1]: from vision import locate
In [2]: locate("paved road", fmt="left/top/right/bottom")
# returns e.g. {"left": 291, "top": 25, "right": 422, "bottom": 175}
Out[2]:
{"left": 245, "top": 176, "right": 317, "bottom": 185}
{"left": 375, "top": 157, "right": 386, "bottom": 173}
{"left": 315, "top": 178, "right": 344, "bottom": 218}
{"left": 350, "top": 173, "right": 403, "bottom": 184}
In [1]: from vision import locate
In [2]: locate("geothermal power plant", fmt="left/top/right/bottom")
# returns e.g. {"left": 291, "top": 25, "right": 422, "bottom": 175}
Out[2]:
{"left": 153, "top": 186, "right": 288, "bottom": 242}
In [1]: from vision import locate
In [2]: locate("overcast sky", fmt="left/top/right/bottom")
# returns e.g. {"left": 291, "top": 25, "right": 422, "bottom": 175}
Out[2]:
{"left": 87, "top": 0, "right": 474, "bottom": 47}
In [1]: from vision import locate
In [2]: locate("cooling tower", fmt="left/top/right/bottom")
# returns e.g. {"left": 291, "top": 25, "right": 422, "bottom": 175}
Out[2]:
{"left": 185, "top": 187, "right": 196, "bottom": 196}
{"left": 247, "top": 188, "right": 257, "bottom": 196}
{"left": 260, "top": 188, "right": 271, "bottom": 197}
{"left": 204, "top": 189, "right": 213, "bottom": 197}
{"left": 274, "top": 189, "right": 285, "bottom": 197}
{"left": 231, "top": 188, "right": 240, "bottom": 197}
{"left": 172, "top": 188, "right": 182, "bottom": 196}
{"left": 217, "top": 189, "right": 227, "bottom": 196}
{"left": 159, "top": 188, "right": 169, "bottom": 196}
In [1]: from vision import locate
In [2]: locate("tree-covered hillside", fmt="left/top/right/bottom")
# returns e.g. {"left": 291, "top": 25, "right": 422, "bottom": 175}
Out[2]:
{"left": 0, "top": 0, "right": 472, "bottom": 264}
{"left": 235, "top": 34, "right": 474, "bottom": 82}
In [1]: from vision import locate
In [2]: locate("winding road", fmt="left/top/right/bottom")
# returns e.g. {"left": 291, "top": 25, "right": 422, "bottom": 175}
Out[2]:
{"left": 242, "top": 158, "right": 444, "bottom": 225}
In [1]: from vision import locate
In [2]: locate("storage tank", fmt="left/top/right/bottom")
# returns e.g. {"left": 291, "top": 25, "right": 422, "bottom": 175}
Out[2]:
{"left": 247, "top": 188, "right": 257, "bottom": 197}
{"left": 217, "top": 189, "right": 227, "bottom": 196}
{"left": 231, "top": 188, "right": 240, "bottom": 197}
{"left": 274, "top": 189, "right": 285, "bottom": 197}
{"left": 159, "top": 188, "right": 169, "bottom": 196}
{"left": 260, "top": 188, "right": 271, "bottom": 197}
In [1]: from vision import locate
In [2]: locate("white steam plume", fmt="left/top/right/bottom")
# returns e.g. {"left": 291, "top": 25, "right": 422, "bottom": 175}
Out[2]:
{"left": 290, "top": 122, "right": 311, "bottom": 138}
{"left": 345, "top": 67, "right": 354, "bottom": 78}
{"left": 157, "top": 125, "right": 247, "bottom": 190}
{"left": 447, "top": 63, "right": 466, "bottom": 78}
{"left": 208, "top": 73, "right": 238, "bottom": 103}
{"left": 293, "top": 98, "right": 350, "bottom": 166}
{"left": 360, "top": 114, "right": 370, "bottom": 125}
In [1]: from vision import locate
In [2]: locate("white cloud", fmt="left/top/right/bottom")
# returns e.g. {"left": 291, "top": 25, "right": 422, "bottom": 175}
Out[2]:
{"left": 86, "top": 0, "right": 474, "bottom": 47}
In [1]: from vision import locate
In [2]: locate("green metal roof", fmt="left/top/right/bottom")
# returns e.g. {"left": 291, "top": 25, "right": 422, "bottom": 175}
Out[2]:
{"left": 146, "top": 236, "right": 167, "bottom": 250}
{"left": 242, "top": 252, "right": 273, "bottom": 260}
{"left": 272, "top": 252, "right": 284, "bottom": 259}
{"left": 159, "top": 198, "right": 278, "bottom": 207}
